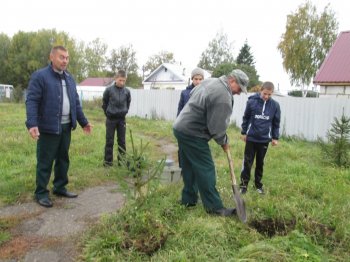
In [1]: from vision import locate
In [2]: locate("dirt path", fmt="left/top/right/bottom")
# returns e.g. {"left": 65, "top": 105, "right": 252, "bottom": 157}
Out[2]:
{"left": 0, "top": 184, "right": 124, "bottom": 262}
{"left": 0, "top": 136, "right": 179, "bottom": 262}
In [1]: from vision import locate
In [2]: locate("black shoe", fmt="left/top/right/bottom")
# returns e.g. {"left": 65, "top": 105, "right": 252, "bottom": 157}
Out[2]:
{"left": 36, "top": 197, "right": 53, "bottom": 208}
{"left": 53, "top": 191, "right": 78, "bottom": 198}
{"left": 240, "top": 186, "right": 247, "bottom": 194}
{"left": 178, "top": 200, "right": 196, "bottom": 207}
{"left": 103, "top": 161, "right": 113, "bottom": 167}
{"left": 208, "top": 208, "right": 237, "bottom": 217}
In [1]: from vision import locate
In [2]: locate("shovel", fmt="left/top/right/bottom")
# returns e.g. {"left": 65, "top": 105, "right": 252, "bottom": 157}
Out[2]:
{"left": 226, "top": 150, "right": 247, "bottom": 223}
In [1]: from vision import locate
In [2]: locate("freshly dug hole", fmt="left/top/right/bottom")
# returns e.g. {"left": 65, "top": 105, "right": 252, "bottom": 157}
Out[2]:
{"left": 249, "top": 218, "right": 296, "bottom": 237}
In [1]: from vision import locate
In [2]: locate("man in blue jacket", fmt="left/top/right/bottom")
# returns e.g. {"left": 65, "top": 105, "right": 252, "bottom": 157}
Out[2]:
{"left": 26, "top": 46, "right": 92, "bottom": 208}
{"left": 239, "top": 81, "right": 281, "bottom": 194}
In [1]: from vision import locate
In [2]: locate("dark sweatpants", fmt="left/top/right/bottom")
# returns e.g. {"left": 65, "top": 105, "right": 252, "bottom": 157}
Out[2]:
{"left": 104, "top": 118, "right": 126, "bottom": 164}
{"left": 174, "top": 129, "right": 224, "bottom": 212}
{"left": 240, "top": 141, "right": 269, "bottom": 189}
{"left": 35, "top": 123, "right": 71, "bottom": 200}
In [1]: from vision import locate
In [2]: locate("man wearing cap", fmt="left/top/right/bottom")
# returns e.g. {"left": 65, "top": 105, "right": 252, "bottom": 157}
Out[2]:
{"left": 173, "top": 69, "right": 249, "bottom": 216}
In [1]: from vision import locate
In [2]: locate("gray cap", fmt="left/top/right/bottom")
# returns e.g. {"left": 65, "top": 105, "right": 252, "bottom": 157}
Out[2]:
{"left": 228, "top": 69, "right": 249, "bottom": 94}
{"left": 191, "top": 67, "right": 205, "bottom": 79}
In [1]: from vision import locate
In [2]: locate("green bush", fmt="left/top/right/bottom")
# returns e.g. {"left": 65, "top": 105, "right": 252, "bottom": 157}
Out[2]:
{"left": 288, "top": 90, "right": 319, "bottom": 97}
{"left": 319, "top": 111, "right": 350, "bottom": 168}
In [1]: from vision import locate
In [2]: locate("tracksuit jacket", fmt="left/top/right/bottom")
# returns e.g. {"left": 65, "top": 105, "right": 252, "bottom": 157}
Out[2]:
{"left": 241, "top": 93, "right": 281, "bottom": 143}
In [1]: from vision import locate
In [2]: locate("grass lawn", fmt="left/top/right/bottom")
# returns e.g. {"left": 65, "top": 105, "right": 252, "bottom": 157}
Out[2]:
{"left": 1, "top": 102, "right": 349, "bottom": 261}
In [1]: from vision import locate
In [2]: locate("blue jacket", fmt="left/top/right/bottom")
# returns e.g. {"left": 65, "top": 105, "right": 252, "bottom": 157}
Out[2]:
{"left": 177, "top": 83, "right": 195, "bottom": 116}
{"left": 25, "top": 65, "right": 88, "bottom": 134}
{"left": 241, "top": 93, "right": 281, "bottom": 143}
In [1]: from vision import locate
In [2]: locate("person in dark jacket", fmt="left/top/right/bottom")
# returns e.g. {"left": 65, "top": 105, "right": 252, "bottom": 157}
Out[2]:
{"left": 26, "top": 46, "right": 92, "bottom": 208}
{"left": 102, "top": 70, "right": 131, "bottom": 166}
{"left": 239, "top": 81, "right": 281, "bottom": 194}
{"left": 177, "top": 67, "right": 205, "bottom": 116}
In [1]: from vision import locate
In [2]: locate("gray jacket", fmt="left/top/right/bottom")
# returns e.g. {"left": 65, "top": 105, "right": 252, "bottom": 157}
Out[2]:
{"left": 173, "top": 76, "right": 233, "bottom": 145}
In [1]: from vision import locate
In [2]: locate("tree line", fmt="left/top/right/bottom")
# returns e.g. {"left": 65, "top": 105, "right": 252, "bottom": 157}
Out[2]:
{"left": 0, "top": 1, "right": 338, "bottom": 94}
{"left": 0, "top": 29, "right": 259, "bottom": 90}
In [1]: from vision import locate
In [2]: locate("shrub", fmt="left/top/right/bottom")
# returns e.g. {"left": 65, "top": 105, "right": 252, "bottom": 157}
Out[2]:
{"left": 319, "top": 111, "right": 350, "bottom": 168}
{"left": 288, "top": 90, "right": 319, "bottom": 97}
{"left": 118, "top": 130, "right": 165, "bottom": 202}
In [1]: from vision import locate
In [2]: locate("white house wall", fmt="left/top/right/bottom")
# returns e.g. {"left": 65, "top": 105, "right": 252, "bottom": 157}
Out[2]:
{"left": 320, "top": 85, "right": 350, "bottom": 96}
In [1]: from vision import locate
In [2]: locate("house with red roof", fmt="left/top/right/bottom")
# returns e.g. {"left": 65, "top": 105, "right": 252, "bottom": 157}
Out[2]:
{"left": 79, "top": 77, "right": 114, "bottom": 87}
{"left": 313, "top": 31, "right": 350, "bottom": 97}
{"left": 77, "top": 77, "right": 114, "bottom": 100}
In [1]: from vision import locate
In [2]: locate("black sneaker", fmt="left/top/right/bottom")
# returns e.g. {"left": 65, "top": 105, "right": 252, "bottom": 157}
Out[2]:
{"left": 103, "top": 161, "right": 113, "bottom": 167}
{"left": 178, "top": 200, "right": 196, "bottom": 207}
{"left": 208, "top": 208, "right": 237, "bottom": 217}
{"left": 240, "top": 186, "right": 247, "bottom": 194}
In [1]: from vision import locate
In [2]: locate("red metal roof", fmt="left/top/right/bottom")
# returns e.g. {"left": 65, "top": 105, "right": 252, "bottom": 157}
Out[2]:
{"left": 78, "top": 77, "right": 114, "bottom": 86}
{"left": 314, "top": 31, "right": 350, "bottom": 84}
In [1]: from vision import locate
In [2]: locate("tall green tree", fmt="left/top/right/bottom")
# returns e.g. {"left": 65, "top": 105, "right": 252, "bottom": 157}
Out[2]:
{"left": 212, "top": 63, "right": 260, "bottom": 90}
{"left": 66, "top": 40, "right": 86, "bottom": 83}
{"left": 0, "top": 33, "right": 11, "bottom": 84}
{"left": 278, "top": 1, "right": 338, "bottom": 95}
{"left": 84, "top": 38, "right": 108, "bottom": 77}
{"left": 236, "top": 40, "right": 255, "bottom": 67}
{"left": 126, "top": 73, "right": 142, "bottom": 88}
{"left": 197, "top": 30, "right": 235, "bottom": 71}
{"left": 4, "top": 29, "right": 84, "bottom": 88}
{"left": 6, "top": 31, "right": 37, "bottom": 89}
{"left": 143, "top": 51, "right": 175, "bottom": 76}
{"left": 107, "top": 44, "right": 138, "bottom": 74}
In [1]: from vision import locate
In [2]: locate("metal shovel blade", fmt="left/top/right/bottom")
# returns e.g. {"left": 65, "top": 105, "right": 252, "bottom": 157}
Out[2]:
{"left": 232, "top": 184, "right": 247, "bottom": 223}
{"left": 226, "top": 150, "right": 247, "bottom": 223}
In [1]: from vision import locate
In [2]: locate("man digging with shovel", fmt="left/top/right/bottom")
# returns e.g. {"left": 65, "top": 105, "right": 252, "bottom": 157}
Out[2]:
{"left": 173, "top": 69, "right": 249, "bottom": 217}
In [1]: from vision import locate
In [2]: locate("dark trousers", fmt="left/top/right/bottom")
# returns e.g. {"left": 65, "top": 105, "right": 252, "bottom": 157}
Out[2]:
{"left": 174, "top": 129, "right": 224, "bottom": 212}
{"left": 240, "top": 141, "right": 269, "bottom": 189}
{"left": 104, "top": 118, "right": 126, "bottom": 164}
{"left": 35, "top": 123, "right": 71, "bottom": 199}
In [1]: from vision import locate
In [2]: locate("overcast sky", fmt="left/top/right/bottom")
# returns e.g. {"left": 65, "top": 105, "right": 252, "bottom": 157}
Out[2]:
{"left": 1, "top": 0, "right": 349, "bottom": 92}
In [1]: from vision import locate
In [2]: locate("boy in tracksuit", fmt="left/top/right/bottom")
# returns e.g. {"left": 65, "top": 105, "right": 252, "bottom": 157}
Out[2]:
{"left": 240, "top": 81, "right": 281, "bottom": 194}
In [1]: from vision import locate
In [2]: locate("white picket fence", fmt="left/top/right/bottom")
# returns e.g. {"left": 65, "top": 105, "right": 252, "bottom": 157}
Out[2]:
{"left": 81, "top": 89, "right": 350, "bottom": 141}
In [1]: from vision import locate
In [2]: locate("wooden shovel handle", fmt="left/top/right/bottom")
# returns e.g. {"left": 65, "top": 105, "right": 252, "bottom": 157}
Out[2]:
{"left": 226, "top": 150, "right": 237, "bottom": 186}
